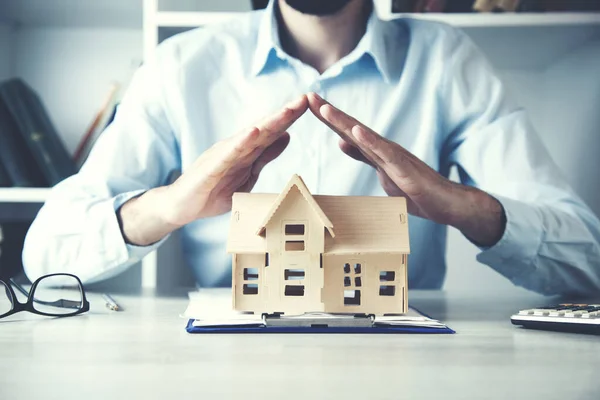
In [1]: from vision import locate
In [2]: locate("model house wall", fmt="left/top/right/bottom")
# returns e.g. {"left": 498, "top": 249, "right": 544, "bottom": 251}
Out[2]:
{"left": 228, "top": 175, "right": 410, "bottom": 316}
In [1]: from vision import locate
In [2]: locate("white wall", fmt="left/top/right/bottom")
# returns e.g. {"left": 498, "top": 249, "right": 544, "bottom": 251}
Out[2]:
{"left": 542, "top": 37, "right": 600, "bottom": 217}
{"left": 444, "top": 36, "right": 600, "bottom": 294}
{"left": 13, "top": 27, "right": 142, "bottom": 154}
{"left": 0, "top": 24, "right": 14, "bottom": 81}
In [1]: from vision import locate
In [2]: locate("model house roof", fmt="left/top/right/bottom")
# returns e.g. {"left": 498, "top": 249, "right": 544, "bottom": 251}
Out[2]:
{"left": 227, "top": 175, "right": 410, "bottom": 255}
{"left": 256, "top": 175, "right": 335, "bottom": 238}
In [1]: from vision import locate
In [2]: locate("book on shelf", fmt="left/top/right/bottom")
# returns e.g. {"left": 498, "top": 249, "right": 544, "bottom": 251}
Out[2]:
{"left": 0, "top": 87, "right": 48, "bottom": 188}
{"left": 542, "top": 0, "right": 600, "bottom": 11}
{"left": 250, "top": 0, "right": 269, "bottom": 9}
{"left": 413, "top": 0, "right": 447, "bottom": 12}
{"left": 0, "top": 158, "right": 10, "bottom": 187}
{"left": 474, "top": 0, "right": 524, "bottom": 12}
{"left": 73, "top": 82, "right": 120, "bottom": 169}
{"left": 0, "top": 78, "right": 76, "bottom": 188}
{"left": 517, "top": 0, "right": 544, "bottom": 11}
{"left": 476, "top": 0, "right": 600, "bottom": 13}
{"left": 0, "top": 221, "right": 32, "bottom": 280}
{"left": 445, "top": 0, "right": 477, "bottom": 12}
{"left": 392, "top": 0, "right": 600, "bottom": 13}
{"left": 496, "top": 0, "right": 520, "bottom": 11}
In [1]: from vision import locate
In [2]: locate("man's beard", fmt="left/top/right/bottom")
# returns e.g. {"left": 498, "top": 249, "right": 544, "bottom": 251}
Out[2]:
{"left": 284, "top": 0, "right": 354, "bottom": 16}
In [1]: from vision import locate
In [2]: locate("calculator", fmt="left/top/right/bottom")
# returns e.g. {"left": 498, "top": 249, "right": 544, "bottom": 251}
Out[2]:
{"left": 511, "top": 304, "right": 600, "bottom": 334}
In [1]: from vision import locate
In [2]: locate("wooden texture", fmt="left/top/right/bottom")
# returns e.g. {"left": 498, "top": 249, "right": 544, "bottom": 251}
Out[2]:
{"left": 228, "top": 193, "right": 410, "bottom": 254}
{"left": 229, "top": 175, "right": 409, "bottom": 315}
{"left": 257, "top": 175, "right": 334, "bottom": 238}
{"left": 321, "top": 253, "right": 407, "bottom": 314}
{"left": 262, "top": 185, "right": 325, "bottom": 314}
{"left": 0, "top": 290, "right": 598, "bottom": 400}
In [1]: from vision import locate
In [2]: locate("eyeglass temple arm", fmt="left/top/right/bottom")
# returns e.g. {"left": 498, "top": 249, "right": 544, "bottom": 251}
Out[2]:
{"left": 9, "top": 278, "right": 30, "bottom": 297}
{"left": 9, "top": 278, "right": 82, "bottom": 309}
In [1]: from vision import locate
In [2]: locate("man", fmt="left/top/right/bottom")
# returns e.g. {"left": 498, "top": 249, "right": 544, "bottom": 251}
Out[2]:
{"left": 23, "top": 0, "right": 600, "bottom": 295}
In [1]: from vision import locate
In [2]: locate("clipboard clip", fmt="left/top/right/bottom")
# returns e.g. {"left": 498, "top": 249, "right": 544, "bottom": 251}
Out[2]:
{"left": 263, "top": 313, "right": 374, "bottom": 328}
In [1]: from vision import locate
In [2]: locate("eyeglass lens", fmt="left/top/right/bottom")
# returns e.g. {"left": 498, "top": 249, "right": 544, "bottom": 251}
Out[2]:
{"left": 1, "top": 281, "right": 14, "bottom": 317}
{"left": 32, "top": 275, "right": 84, "bottom": 315}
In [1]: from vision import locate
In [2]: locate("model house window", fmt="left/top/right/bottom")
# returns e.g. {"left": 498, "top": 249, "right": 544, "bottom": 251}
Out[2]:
{"left": 283, "top": 222, "right": 306, "bottom": 252}
{"left": 285, "top": 224, "right": 305, "bottom": 235}
{"left": 242, "top": 267, "right": 259, "bottom": 295}
{"left": 284, "top": 269, "right": 305, "bottom": 280}
{"left": 285, "top": 241, "right": 305, "bottom": 251}
{"left": 243, "top": 284, "right": 258, "bottom": 295}
{"left": 379, "top": 286, "right": 395, "bottom": 296}
{"left": 380, "top": 271, "right": 395, "bottom": 282}
{"left": 344, "top": 290, "right": 361, "bottom": 305}
{"left": 343, "top": 262, "right": 362, "bottom": 305}
{"left": 379, "top": 270, "right": 396, "bottom": 296}
{"left": 285, "top": 285, "right": 305, "bottom": 296}
{"left": 244, "top": 268, "right": 259, "bottom": 280}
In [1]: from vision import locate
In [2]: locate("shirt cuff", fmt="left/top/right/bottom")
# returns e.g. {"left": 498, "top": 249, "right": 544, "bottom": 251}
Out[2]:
{"left": 476, "top": 195, "right": 543, "bottom": 282}
{"left": 111, "top": 190, "right": 170, "bottom": 264}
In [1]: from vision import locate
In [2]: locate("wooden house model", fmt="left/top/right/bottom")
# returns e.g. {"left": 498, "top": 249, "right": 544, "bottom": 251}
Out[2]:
{"left": 227, "top": 175, "right": 410, "bottom": 315}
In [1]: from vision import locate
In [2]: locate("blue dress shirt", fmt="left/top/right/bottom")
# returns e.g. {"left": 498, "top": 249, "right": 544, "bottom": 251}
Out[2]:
{"left": 23, "top": 1, "right": 600, "bottom": 295}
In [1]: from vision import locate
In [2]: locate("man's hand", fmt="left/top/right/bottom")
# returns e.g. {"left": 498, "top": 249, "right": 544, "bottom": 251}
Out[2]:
{"left": 118, "top": 95, "right": 309, "bottom": 246}
{"left": 307, "top": 92, "right": 506, "bottom": 247}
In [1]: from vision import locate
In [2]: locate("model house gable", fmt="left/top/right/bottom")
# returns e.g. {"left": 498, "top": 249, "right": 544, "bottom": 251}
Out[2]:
{"left": 256, "top": 174, "right": 334, "bottom": 238}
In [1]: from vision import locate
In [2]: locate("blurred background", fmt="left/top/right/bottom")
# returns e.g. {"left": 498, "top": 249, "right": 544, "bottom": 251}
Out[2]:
{"left": 0, "top": 0, "right": 599, "bottom": 295}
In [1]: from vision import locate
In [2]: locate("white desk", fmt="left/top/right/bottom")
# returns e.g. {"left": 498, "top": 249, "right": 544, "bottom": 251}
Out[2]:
{"left": 0, "top": 290, "right": 598, "bottom": 400}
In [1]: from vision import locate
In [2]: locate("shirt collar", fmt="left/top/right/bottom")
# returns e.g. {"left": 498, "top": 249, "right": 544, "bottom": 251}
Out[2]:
{"left": 250, "top": 0, "right": 282, "bottom": 77}
{"left": 251, "top": 0, "right": 394, "bottom": 83}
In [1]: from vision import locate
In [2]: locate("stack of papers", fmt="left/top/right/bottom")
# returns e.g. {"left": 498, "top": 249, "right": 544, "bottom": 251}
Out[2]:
{"left": 182, "top": 289, "right": 449, "bottom": 330}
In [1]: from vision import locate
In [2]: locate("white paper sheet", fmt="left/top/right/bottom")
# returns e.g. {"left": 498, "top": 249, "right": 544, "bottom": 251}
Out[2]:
{"left": 183, "top": 289, "right": 449, "bottom": 329}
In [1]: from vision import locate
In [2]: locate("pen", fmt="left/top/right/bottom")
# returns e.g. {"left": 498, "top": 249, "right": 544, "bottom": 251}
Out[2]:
{"left": 102, "top": 293, "right": 122, "bottom": 311}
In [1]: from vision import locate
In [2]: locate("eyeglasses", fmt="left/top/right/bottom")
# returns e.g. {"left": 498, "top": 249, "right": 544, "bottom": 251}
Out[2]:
{"left": 0, "top": 273, "right": 90, "bottom": 319}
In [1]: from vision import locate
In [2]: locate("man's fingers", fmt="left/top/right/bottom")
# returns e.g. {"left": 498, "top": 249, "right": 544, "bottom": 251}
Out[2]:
{"left": 253, "top": 94, "right": 308, "bottom": 147}
{"left": 338, "top": 139, "right": 375, "bottom": 168}
{"left": 255, "top": 133, "right": 290, "bottom": 167}
{"left": 208, "top": 94, "right": 305, "bottom": 187}
{"left": 310, "top": 91, "right": 420, "bottom": 183}
{"left": 352, "top": 124, "right": 417, "bottom": 180}
{"left": 238, "top": 134, "right": 290, "bottom": 193}
{"left": 307, "top": 92, "right": 359, "bottom": 144}
{"left": 197, "top": 127, "right": 257, "bottom": 190}
{"left": 308, "top": 92, "right": 388, "bottom": 167}
{"left": 351, "top": 125, "right": 395, "bottom": 164}
{"left": 229, "top": 94, "right": 307, "bottom": 167}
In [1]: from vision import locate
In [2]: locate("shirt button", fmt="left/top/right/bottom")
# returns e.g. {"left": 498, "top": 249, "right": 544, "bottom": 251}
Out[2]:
{"left": 311, "top": 82, "right": 322, "bottom": 92}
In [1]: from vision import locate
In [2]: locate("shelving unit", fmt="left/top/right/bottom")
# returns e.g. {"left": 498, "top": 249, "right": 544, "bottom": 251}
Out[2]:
{"left": 0, "top": 188, "right": 51, "bottom": 203}
{"left": 1, "top": 0, "right": 599, "bottom": 293}
{"left": 152, "top": 10, "right": 600, "bottom": 28}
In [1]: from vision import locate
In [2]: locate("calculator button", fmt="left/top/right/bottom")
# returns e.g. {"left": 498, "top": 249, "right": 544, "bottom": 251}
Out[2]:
{"left": 549, "top": 310, "right": 566, "bottom": 317}
{"left": 519, "top": 309, "right": 534, "bottom": 315}
{"left": 533, "top": 309, "right": 550, "bottom": 316}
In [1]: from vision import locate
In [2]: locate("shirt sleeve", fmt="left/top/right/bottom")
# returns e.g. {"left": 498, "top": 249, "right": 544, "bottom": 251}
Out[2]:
{"left": 22, "top": 46, "right": 181, "bottom": 285}
{"left": 440, "top": 29, "right": 600, "bottom": 296}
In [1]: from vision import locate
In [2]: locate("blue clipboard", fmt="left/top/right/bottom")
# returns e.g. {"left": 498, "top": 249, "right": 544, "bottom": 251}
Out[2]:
{"left": 185, "top": 306, "right": 455, "bottom": 334}
{"left": 185, "top": 320, "right": 455, "bottom": 334}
